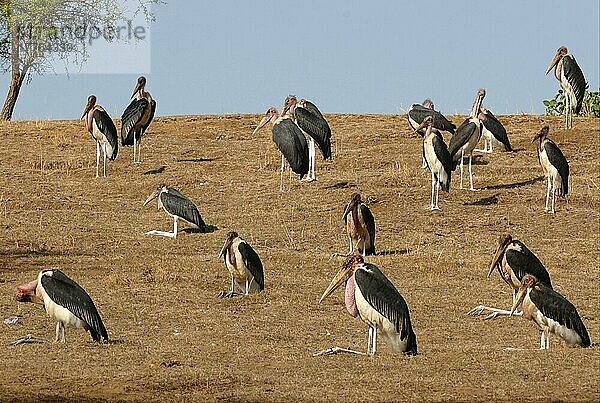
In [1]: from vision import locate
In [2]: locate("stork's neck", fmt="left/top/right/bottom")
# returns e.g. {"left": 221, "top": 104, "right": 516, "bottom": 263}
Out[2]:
{"left": 470, "top": 94, "right": 483, "bottom": 118}
{"left": 86, "top": 105, "right": 103, "bottom": 133}
{"left": 554, "top": 57, "right": 564, "bottom": 81}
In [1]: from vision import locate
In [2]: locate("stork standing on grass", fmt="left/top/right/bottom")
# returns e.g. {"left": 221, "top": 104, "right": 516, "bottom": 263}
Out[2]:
{"left": 476, "top": 107, "right": 512, "bottom": 153}
{"left": 318, "top": 252, "right": 417, "bottom": 356}
{"left": 533, "top": 125, "right": 569, "bottom": 213}
{"left": 252, "top": 107, "right": 309, "bottom": 191}
{"left": 81, "top": 95, "right": 118, "bottom": 178}
{"left": 15, "top": 268, "right": 108, "bottom": 343}
{"left": 545, "top": 46, "right": 587, "bottom": 129}
{"left": 342, "top": 193, "right": 376, "bottom": 255}
{"left": 469, "top": 233, "right": 552, "bottom": 320}
{"left": 121, "top": 76, "right": 156, "bottom": 163}
{"left": 448, "top": 88, "right": 486, "bottom": 190}
{"left": 407, "top": 99, "right": 455, "bottom": 168}
{"left": 510, "top": 274, "right": 590, "bottom": 349}
{"left": 281, "top": 95, "right": 332, "bottom": 182}
{"left": 218, "top": 231, "right": 264, "bottom": 298}
{"left": 143, "top": 184, "right": 206, "bottom": 238}
{"left": 415, "top": 116, "right": 452, "bottom": 210}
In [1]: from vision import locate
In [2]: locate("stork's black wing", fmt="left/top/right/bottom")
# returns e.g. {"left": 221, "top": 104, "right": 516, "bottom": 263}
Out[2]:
{"left": 302, "top": 100, "right": 324, "bottom": 118}
{"left": 448, "top": 118, "right": 479, "bottom": 166}
{"left": 121, "top": 98, "right": 148, "bottom": 146}
{"left": 530, "top": 285, "right": 590, "bottom": 347}
{"left": 166, "top": 187, "right": 185, "bottom": 199}
{"left": 141, "top": 99, "right": 156, "bottom": 134}
{"left": 295, "top": 107, "right": 332, "bottom": 160}
{"left": 562, "top": 55, "right": 586, "bottom": 115}
{"left": 505, "top": 241, "right": 552, "bottom": 288}
{"left": 360, "top": 204, "right": 376, "bottom": 255}
{"left": 432, "top": 134, "right": 452, "bottom": 191}
{"left": 481, "top": 109, "right": 512, "bottom": 151}
{"left": 355, "top": 264, "right": 417, "bottom": 354}
{"left": 238, "top": 242, "right": 264, "bottom": 291}
{"left": 40, "top": 269, "right": 108, "bottom": 342}
{"left": 408, "top": 104, "right": 456, "bottom": 134}
{"left": 272, "top": 118, "right": 309, "bottom": 178}
{"left": 93, "top": 109, "right": 118, "bottom": 160}
{"left": 160, "top": 192, "right": 206, "bottom": 230}
{"left": 544, "top": 140, "right": 569, "bottom": 196}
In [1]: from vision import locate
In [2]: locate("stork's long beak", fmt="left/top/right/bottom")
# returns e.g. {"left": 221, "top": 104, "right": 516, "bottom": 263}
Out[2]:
{"left": 488, "top": 242, "right": 507, "bottom": 278}
{"left": 131, "top": 81, "right": 142, "bottom": 99}
{"left": 15, "top": 280, "right": 43, "bottom": 305}
{"left": 143, "top": 190, "right": 159, "bottom": 206}
{"left": 252, "top": 115, "right": 270, "bottom": 135}
{"left": 414, "top": 119, "right": 431, "bottom": 133}
{"left": 319, "top": 262, "right": 354, "bottom": 303}
{"left": 81, "top": 99, "right": 93, "bottom": 120}
{"left": 545, "top": 51, "right": 561, "bottom": 75}
{"left": 510, "top": 284, "right": 528, "bottom": 315}
{"left": 342, "top": 199, "right": 356, "bottom": 221}
{"left": 218, "top": 237, "right": 233, "bottom": 258}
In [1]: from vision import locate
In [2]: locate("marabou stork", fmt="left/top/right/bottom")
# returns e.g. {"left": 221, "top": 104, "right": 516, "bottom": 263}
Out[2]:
{"left": 15, "top": 268, "right": 108, "bottom": 343}
{"left": 143, "top": 184, "right": 206, "bottom": 238}
{"left": 511, "top": 274, "right": 590, "bottom": 349}
{"left": 448, "top": 88, "right": 486, "bottom": 190}
{"left": 407, "top": 99, "right": 455, "bottom": 168}
{"left": 218, "top": 231, "right": 264, "bottom": 298}
{"left": 533, "top": 125, "right": 569, "bottom": 214}
{"left": 415, "top": 116, "right": 452, "bottom": 210}
{"left": 469, "top": 233, "right": 552, "bottom": 320}
{"left": 342, "top": 193, "right": 376, "bottom": 256}
{"left": 81, "top": 95, "right": 118, "bottom": 178}
{"left": 476, "top": 107, "right": 512, "bottom": 153}
{"left": 121, "top": 76, "right": 156, "bottom": 163}
{"left": 252, "top": 107, "right": 309, "bottom": 191}
{"left": 545, "top": 46, "right": 587, "bottom": 129}
{"left": 319, "top": 252, "right": 417, "bottom": 356}
{"left": 281, "top": 95, "right": 332, "bottom": 182}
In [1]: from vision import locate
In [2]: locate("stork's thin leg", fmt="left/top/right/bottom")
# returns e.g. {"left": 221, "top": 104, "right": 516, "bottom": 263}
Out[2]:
{"left": 430, "top": 170, "right": 435, "bottom": 210}
{"left": 551, "top": 184, "right": 556, "bottom": 214}
{"left": 313, "top": 347, "right": 366, "bottom": 356}
{"left": 309, "top": 138, "right": 316, "bottom": 181}
{"left": 459, "top": 149, "right": 465, "bottom": 189}
{"left": 173, "top": 217, "right": 178, "bottom": 238}
{"left": 468, "top": 305, "right": 523, "bottom": 320}
{"left": 138, "top": 139, "right": 142, "bottom": 163}
{"left": 545, "top": 177, "right": 551, "bottom": 212}
{"left": 280, "top": 154, "right": 285, "bottom": 192}
{"left": 95, "top": 141, "right": 100, "bottom": 178}
{"left": 435, "top": 182, "right": 440, "bottom": 210}
{"left": 55, "top": 322, "right": 61, "bottom": 343}
{"left": 367, "top": 327, "right": 373, "bottom": 356}
{"left": 468, "top": 154, "right": 474, "bottom": 191}
{"left": 133, "top": 136, "right": 137, "bottom": 163}
{"left": 103, "top": 143, "right": 108, "bottom": 177}
{"left": 545, "top": 330, "right": 550, "bottom": 349}
{"left": 489, "top": 138, "right": 493, "bottom": 153}
{"left": 371, "top": 326, "right": 377, "bottom": 356}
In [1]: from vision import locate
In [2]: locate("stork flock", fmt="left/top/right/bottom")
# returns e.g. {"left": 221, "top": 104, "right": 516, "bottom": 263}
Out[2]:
{"left": 12, "top": 46, "right": 592, "bottom": 356}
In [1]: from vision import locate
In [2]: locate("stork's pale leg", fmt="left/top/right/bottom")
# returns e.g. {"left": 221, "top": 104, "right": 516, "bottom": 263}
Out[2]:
{"left": 103, "top": 143, "right": 108, "bottom": 177}
{"left": 545, "top": 177, "right": 551, "bottom": 212}
{"left": 280, "top": 154, "right": 285, "bottom": 192}
{"left": 468, "top": 154, "right": 474, "bottom": 191}
{"left": 55, "top": 322, "right": 61, "bottom": 342}
{"left": 430, "top": 170, "right": 435, "bottom": 210}
{"left": 371, "top": 326, "right": 377, "bottom": 355}
{"left": 309, "top": 138, "right": 316, "bottom": 181}
{"left": 459, "top": 149, "right": 465, "bottom": 189}
{"left": 138, "top": 140, "right": 142, "bottom": 163}
{"left": 173, "top": 217, "right": 178, "bottom": 238}
{"left": 367, "top": 327, "right": 374, "bottom": 356}
{"left": 95, "top": 141, "right": 100, "bottom": 178}
{"left": 435, "top": 182, "right": 440, "bottom": 210}
{"left": 133, "top": 136, "right": 137, "bottom": 163}
{"left": 468, "top": 305, "right": 523, "bottom": 320}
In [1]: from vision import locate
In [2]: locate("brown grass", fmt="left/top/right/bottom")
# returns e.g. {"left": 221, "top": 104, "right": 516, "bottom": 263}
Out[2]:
{"left": 0, "top": 114, "right": 598, "bottom": 402}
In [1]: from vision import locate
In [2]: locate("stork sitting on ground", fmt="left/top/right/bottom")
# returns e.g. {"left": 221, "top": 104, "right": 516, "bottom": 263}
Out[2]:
{"left": 15, "top": 268, "right": 108, "bottom": 343}
{"left": 143, "top": 184, "right": 206, "bottom": 238}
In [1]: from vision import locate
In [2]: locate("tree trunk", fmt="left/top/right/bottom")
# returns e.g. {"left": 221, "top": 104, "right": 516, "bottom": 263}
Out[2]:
{"left": 0, "top": 70, "right": 26, "bottom": 121}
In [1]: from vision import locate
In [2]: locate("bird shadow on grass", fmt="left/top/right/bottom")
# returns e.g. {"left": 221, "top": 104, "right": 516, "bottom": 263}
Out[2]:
{"left": 176, "top": 157, "right": 217, "bottom": 163}
{"left": 322, "top": 181, "right": 356, "bottom": 190}
{"left": 376, "top": 248, "right": 411, "bottom": 256}
{"left": 183, "top": 224, "right": 218, "bottom": 234}
{"left": 482, "top": 175, "right": 545, "bottom": 191}
{"left": 464, "top": 194, "right": 499, "bottom": 206}
{"left": 143, "top": 166, "right": 166, "bottom": 175}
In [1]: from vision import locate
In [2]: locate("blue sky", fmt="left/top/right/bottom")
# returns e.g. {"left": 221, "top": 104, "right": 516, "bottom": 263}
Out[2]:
{"left": 2, "top": 0, "right": 599, "bottom": 120}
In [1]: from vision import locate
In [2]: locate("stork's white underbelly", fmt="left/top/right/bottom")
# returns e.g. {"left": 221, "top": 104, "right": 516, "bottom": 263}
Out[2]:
{"left": 354, "top": 283, "right": 408, "bottom": 352}
{"left": 92, "top": 120, "right": 115, "bottom": 157}
{"left": 38, "top": 286, "right": 85, "bottom": 329}
{"left": 532, "top": 310, "right": 582, "bottom": 346}
{"left": 225, "top": 245, "right": 260, "bottom": 294}
{"left": 539, "top": 150, "right": 562, "bottom": 189}
{"left": 424, "top": 136, "right": 447, "bottom": 183}
{"left": 454, "top": 118, "right": 481, "bottom": 160}
{"left": 346, "top": 212, "right": 370, "bottom": 252}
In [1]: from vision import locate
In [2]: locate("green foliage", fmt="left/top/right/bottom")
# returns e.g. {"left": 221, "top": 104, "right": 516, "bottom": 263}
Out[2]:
{"left": 543, "top": 88, "right": 600, "bottom": 118}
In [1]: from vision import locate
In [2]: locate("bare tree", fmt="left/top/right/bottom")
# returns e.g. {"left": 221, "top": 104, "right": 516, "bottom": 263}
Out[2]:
{"left": 0, "top": 0, "right": 158, "bottom": 121}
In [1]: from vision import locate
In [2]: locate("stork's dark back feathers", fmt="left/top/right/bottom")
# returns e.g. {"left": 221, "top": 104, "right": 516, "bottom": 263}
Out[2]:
{"left": 408, "top": 104, "right": 456, "bottom": 134}
{"left": 238, "top": 242, "right": 265, "bottom": 290}
{"left": 355, "top": 264, "right": 417, "bottom": 355}
{"left": 121, "top": 98, "right": 156, "bottom": 145}
{"left": 272, "top": 118, "right": 309, "bottom": 178}
{"left": 160, "top": 190, "right": 206, "bottom": 230}
{"left": 562, "top": 55, "right": 586, "bottom": 115}
{"left": 360, "top": 204, "right": 376, "bottom": 255}
{"left": 544, "top": 140, "right": 569, "bottom": 196}
{"left": 41, "top": 269, "right": 108, "bottom": 342}
{"left": 449, "top": 118, "right": 480, "bottom": 168}
{"left": 530, "top": 284, "right": 590, "bottom": 347}
{"left": 295, "top": 106, "right": 332, "bottom": 160}
{"left": 93, "top": 109, "right": 118, "bottom": 160}
{"left": 505, "top": 241, "right": 552, "bottom": 288}
{"left": 431, "top": 134, "right": 452, "bottom": 192}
